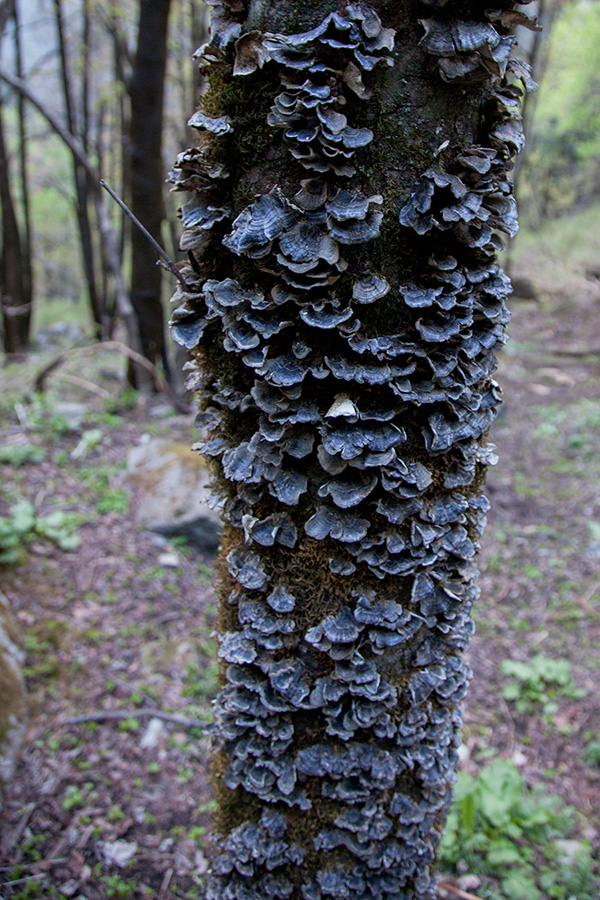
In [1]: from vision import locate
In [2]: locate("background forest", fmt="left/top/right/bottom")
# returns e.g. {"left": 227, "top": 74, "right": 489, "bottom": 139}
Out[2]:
{"left": 1, "top": 1, "right": 600, "bottom": 899}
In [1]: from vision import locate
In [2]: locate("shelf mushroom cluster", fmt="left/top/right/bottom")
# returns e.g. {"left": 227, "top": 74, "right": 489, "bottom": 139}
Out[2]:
{"left": 418, "top": 5, "right": 540, "bottom": 84}
{"left": 169, "top": 3, "right": 533, "bottom": 899}
{"left": 207, "top": 810, "right": 305, "bottom": 900}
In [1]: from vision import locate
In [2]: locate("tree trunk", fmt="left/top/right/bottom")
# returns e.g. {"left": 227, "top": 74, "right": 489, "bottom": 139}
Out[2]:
{"left": 12, "top": 0, "right": 33, "bottom": 321}
{"left": 128, "top": 0, "right": 172, "bottom": 380}
{"left": 0, "top": 94, "right": 29, "bottom": 354}
{"left": 0, "top": 0, "right": 30, "bottom": 354}
{"left": 170, "top": 2, "right": 533, "bottom": 897}
{"left": 53, "top": 0, "right": 103, "bottom": 338}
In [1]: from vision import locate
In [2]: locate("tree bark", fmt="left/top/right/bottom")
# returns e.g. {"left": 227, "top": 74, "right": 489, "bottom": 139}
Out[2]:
{"left": 169, "top": 1, "right": 533, "bottom": 897}
{"left": 128, "top": 0, "right": 172, "bottom": 380}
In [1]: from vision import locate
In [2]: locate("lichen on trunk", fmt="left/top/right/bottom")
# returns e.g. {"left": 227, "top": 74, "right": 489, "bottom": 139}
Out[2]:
{"left": 168, "top": 2, "right": 536, "bottom": 897}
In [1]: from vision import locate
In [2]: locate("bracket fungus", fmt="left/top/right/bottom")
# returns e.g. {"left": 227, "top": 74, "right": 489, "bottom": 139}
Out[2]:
{"left": 169, "top": 1, "right": 533, "bottom": 897}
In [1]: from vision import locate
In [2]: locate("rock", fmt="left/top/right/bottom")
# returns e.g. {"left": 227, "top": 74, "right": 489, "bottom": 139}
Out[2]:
{"left": 35, "top": 322, "right": 84, "bottom": 349}
{"left": 127, "top": 438, "right": 221, "bottom": 552}
{"left": 511, "top": 275, "right": 538, "bottom": 301}
{"left": 148, "top": 401, "right": 176, "bottom": 419}
{"left": 102, "top": 840, "right": 138, "bottom": 868}
{"left": 0, "top": 592, "right": 27, "bottom": 786}
{"left": 140, "top": 717, "right": 166, "bottom": 749}
{"left": 158, "top": 552, "right": 180, "bottom": 568}
{"left": 555, "top": 838, "right": 587, "bottom": 866}
{"left": 512, "top": 748, "right": 528, "bottom": 767}
{"left": 195, "top": 850, "right": 209, "bottom": 876}
{"left": 54, "top": 402, "right": 89, "bottom": 429}
{"left": 159, "top": 837, "right": 175, "bottom": 853}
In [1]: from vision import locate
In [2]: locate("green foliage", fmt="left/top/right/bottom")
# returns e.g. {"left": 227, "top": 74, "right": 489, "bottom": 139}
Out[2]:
{"left": 100, "top": 874, "right": 137, "bottom": 899}
{"left": 0, "top": 499, "right": 80, "bottom": 565}
{"left": 117, "top": 716, "right": 141, "bottom": 732}
{"left": 499, "top": 655, "right": 585, "bottom": 716}
{"left": 0, "top": 443, "right": 45, "bottom": 466}
{"left": 70, "top": 428, "right": 104, "bottom": 460}
{"left": 95, "top": 488, "right": 129, "bottom": 515}
{"left": 521, "top": 1, "right": 600, "bottom": 220}
{"left": 76, "top": 465, "right": 131, "bottom": 514}
{"left": 4, "top": 868, "right": 45, "bottom": 900}
{"left": 103, "top": 387, "right": 139, "bottom": 415}
{"left": 27, "top": 394, "right": 73, "bottom": 439}
{"left": 584, "top": 739, "right": 600, "bottom": 767}
{"left": 440, "top": 760, "right": 596, "bottom": 900}
{"left": 61, "top": 782, "right": 96, "bottom": 811}
{"left": 107, "top": 804, "right": 126, "bottom": 822}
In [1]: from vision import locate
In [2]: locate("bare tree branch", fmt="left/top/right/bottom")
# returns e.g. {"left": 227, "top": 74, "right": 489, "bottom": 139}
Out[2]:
{"left": 100, "top": 179, "right": 191, "bottom": 289}
{"left": 58, "top": 709, "right": 211, "bottom": 730}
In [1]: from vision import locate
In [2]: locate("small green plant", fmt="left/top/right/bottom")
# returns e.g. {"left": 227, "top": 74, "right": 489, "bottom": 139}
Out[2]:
{"left": 101, "top": 874, "right": 137, "bottom": 899}
{"left": 29, "top": 394, "right": 72, "bottom": 439}
{"left": 0, "top": 499, "right": 80, "bottom": 564}
{"left": 0, "top": 443, "right": 45, "bottom": 466}
{"left": 118, "top": 716, "right": 141, "bottom": 732}
{"left": 70, "top": 428, "right": 103, "bottom": 460}
{"left": 83, "top": 410, "right": 121, "bottom": 427}
{"left": 77, "top": 464, "right": 130, "bottom": 515}
{"left": 169, "top": 534, "right": 195, "bottom": 555}
{"left": 140, "top": 564, "right": 167, "bottom": 582}
{"left": 189, "top": 825, "right": 207, "bottom": 843}
{"left": 108, "top": 804, "right": 126, "bottom": 822}
{"left": 103, "top": 387, "right": 139, "bottom": 415}
{"left": 198, "top": 799, "right": 218, "bottom": 815}
{"left": 4, "top": 866, "right": 43, "bottom": 900}
{"left": 440, "top": 759, "right": 596, "bottom": 900}
{"left": 499, "top": 654, "right": 585, "bottom": 717}
{"left": 19, "top": 833, "right": 46, "bottom": 864}
{"left": 584, "top": 739, "right": 600, "bottom": 767}
{"left": 95, "top": 488, "right": 130, "bottom": 515}
{"left": 61, "top": 782, "right": 96, "bottom": 811}
{"left": 177, "top": 765, "right": 194, "bottom": 784}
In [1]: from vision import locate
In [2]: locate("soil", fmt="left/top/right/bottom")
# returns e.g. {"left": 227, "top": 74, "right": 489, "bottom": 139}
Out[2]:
{"left": 1, "top": 275, "right": 600, "bottom": 899}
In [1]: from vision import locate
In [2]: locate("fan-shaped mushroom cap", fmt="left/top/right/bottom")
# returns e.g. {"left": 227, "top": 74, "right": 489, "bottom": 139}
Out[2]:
{"left": 352, "top": 275, "right": 390, "bottom": 304}
{"left": 305, "top": 506, "right": 370, "bottom": 543}
{"left": 187, "top": 111, "right": 233, "bottom": 134}
{"left": 318, "top": 473, "right": 377, "bottom": 508}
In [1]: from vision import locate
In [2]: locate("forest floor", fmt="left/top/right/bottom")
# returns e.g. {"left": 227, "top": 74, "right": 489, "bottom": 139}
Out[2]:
{"left": 1, "top": 261, "right": 600, "bottom": 900}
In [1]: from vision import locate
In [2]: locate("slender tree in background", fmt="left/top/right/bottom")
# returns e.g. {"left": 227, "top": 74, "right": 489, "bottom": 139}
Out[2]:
{"left": 128, "top": 0, "right": 172, "bottom": 381}
{"left": 12, "top": 0, "right": 32, "bottom": 324}
{"left": 170, "top": 0, "right": 537, "bottom": 897}
{"left": 511, "top": 0, "right": 562, "bottom": 202}
{"left": 53, "top": 0, "right": 103, "bottom": 336}
{"left": 0, "top": 0, "right": 32, "bottom": 354}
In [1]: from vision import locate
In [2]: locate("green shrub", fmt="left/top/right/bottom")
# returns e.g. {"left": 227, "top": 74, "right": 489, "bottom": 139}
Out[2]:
{"left": 440, "top": 759, "right": 596, "bottom": 900}
{"left": 500, "top": 655, "right": 585, "bottom": 717}
{"left": 0, "top": 499, "right": 80, "bottom": 565}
